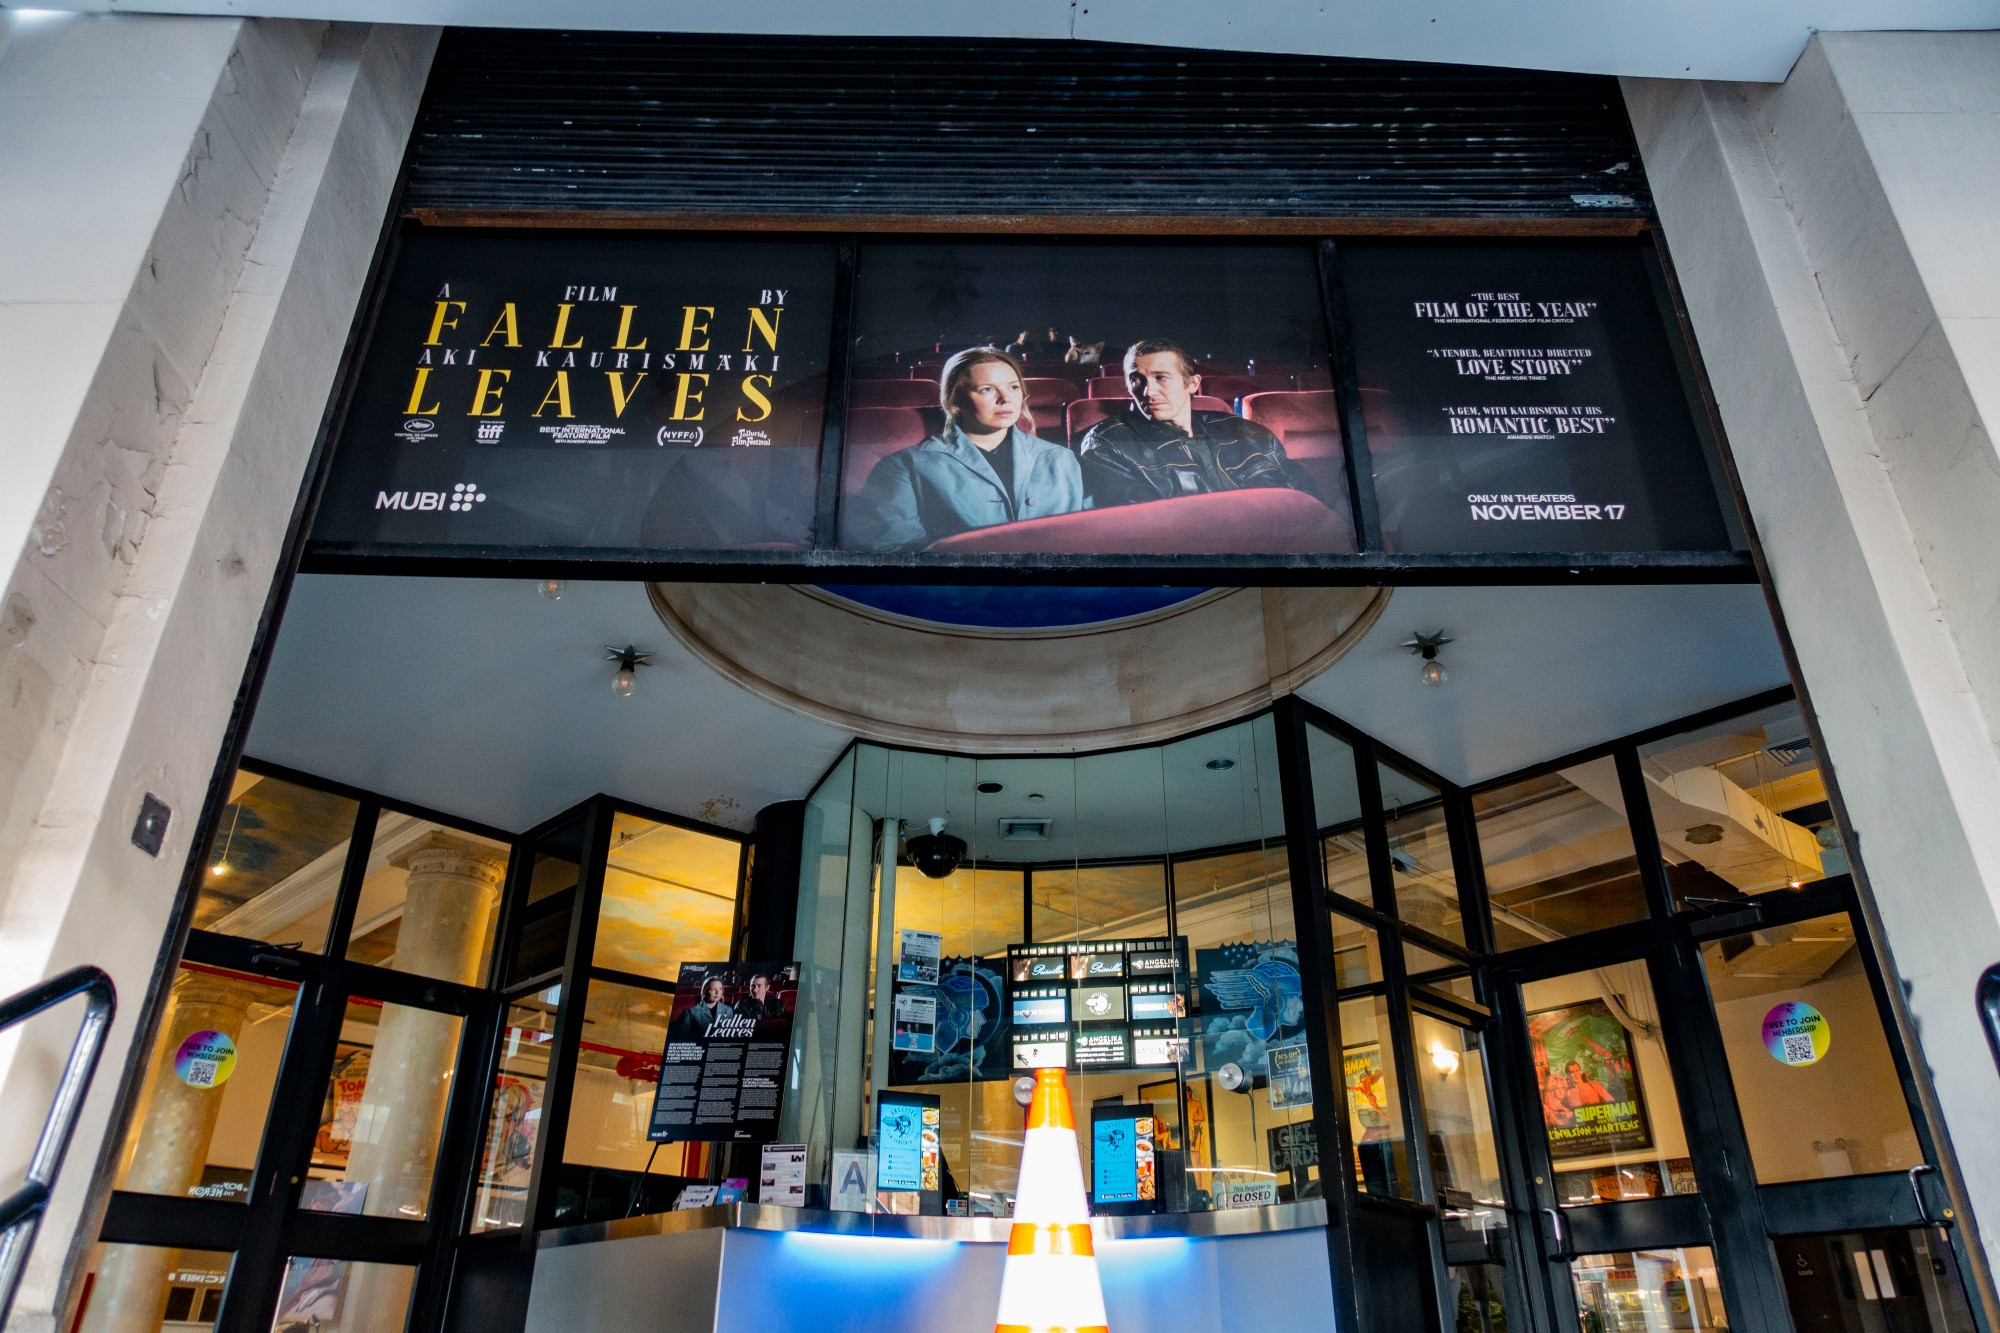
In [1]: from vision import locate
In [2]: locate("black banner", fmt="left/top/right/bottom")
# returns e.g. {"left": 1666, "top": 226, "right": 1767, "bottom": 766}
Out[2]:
{"left": 314, "top": 232, "right": 836, "bottom": 552}
{"left": 1341, "top": 241, "right": 1734, "bottom": 555}
{"left": 648, "top": 961, "right": 799, "bottom": 1144}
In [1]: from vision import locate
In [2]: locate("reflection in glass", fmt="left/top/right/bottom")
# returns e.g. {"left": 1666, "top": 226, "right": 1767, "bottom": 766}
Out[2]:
{"left": 1522, "top": 964, "right": 1696, "bottom": 1207}
{"left": 1570, "top": 1247, "right": 1730, "bottom": 1331}
{"left": 1446, "top": 1264, "right": 1512, "bottom": 1333}
{"left": 115, "top": 965, "right": 298, "bottom": 1203}
{"left": 76, "top": 1243, "right": 231, "bottom": 1333}
{"left": 1310, "top": 725, "right": 1371, "bottom": 904}
{"left": 1639, "top": 701, "right": 1834, "bottom": 905}
{"left": 471, "top": 986, "right": 559, "bottom": 1231}
{"left": 344, "top": 818, "right": 509, "bottom": 983}
{"left": 1699, "top": 914, "right": 1922, "bottom": 1182}
{"left": 194, "top": 771, "right": 358, "bottom": 949}
{"left": 1329, "top": 909, "right": 1383, "bottom": 988}
{"left": 1474, "top": 758, "right": 1646, "bottom": 949}
{"left": 304, "top": 997, "right": 463, "bottom": 1220}
{"left": 1340, "top": 995, "right": 1410, "bottom": 1198}
{"left": 1774, "top": 1230, "right": 1979, "bottom": 1333}
{"left": 1411, "top": 1011, "right": 1504, "bottom": 1209}
{"left": 1379, "top": 763, "right": 1464, "bottom": 945}
{"left": 270, "top": 1258, "right": 416, "bottom": 1333}
{"left": 558, "top": 979, "right": 706, "bottom": 1224}
{"left": 593, "top": 814, "right": 740, "bottom": 983}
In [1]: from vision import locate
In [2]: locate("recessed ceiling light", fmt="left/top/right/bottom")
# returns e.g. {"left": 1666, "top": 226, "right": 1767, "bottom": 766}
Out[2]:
{"left": 977, "top": 781, "right": 1004, "bottom": 794}
{"left": 1206, "top": 758, "right": 1235, "bottom": 771}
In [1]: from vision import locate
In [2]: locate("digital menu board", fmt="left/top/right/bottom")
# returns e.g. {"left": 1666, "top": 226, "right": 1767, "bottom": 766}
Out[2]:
{"left": 1091, "top": 1104, "right": 1158, "bottom": 1213}
{"left": 1012, "top": 1027, "right": 1073, "bottom": 1070}
{"left": 1003, "top": 938, "right": 1188, "bottom": 1076}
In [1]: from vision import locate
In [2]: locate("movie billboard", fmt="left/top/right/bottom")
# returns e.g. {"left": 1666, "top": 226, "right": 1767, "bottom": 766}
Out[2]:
{"left": 311, "top": 232, "right": 836, "bottom": 553}
{"left": 648, "top": 961, "right": 799, "bottom": 1144}
{"left": 835, "top": 241, "right": 1357, "bottom": 556}
{"left": 1526, "top": 998, "right": 1654, "bottom": 1159}
{"left": 1340, "top": 241, "right": 1736, "bottom": 555}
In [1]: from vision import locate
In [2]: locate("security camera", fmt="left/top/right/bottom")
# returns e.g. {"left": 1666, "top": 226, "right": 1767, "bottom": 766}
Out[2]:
{"left": 904, "top": 817, "right": 966, "bottom": 880}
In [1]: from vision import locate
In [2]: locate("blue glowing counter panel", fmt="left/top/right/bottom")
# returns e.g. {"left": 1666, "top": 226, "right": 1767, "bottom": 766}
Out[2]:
{"left": 524, "top": 1220, "right": 1338, "bottom": 1333}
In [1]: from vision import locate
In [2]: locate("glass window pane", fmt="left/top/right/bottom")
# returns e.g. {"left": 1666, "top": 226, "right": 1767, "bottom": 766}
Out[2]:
{"left": 1311, "top": 725, "right": 1370, "bottom": 905}
{"left": 195, "top": 772, "right": 358, "bottom": 950}
{"left": 1475, "top": 758, "right": 1647, "bottom": 948}
{"left": 115, "top": 964, "right": 298, "bottom": 1203}
{"left": 1379, "top": 763, "right": 1463, "bottom": 945}
{"left": 1698, "top": 913, "right": 1923, "bottom": 1182}
{"left": 1329, "top": 909, "right": 1383, "bottom": 988}
{"left": 1033, "top": 862, "right": 1166, "bottom": 944}
{"left": 558, "top": 979, "right": 707, "bottom": 1225}
{"left": 594, "top": 814, "right": 740, "bottom": 983}
{"left": 1411, "top": 1011, "right": 1504, "bottom": 1209}
{"left": 1523, "top": 963, "right": 1697, "bottom": 1207}
{"left": 345, "top": 817, "right": 508, "bottom": 983}
{"left": 305, "top": 997, "right": 464, "bottom": 1220}
{"left": 509, "top": 818, "right": 584, "bottom": 984}
{"left": 1774, "top": 1230, "right": 1979, "bottom": 1333}
{"left": 1447, "top": 1264, "right": 1514, "bottom": 1333}
{"left": 1640, "top": 701, "right": 1835, "bottom": 906}
{"left": 470, "top": 986, "right": 559, "bottom": 1232}
{"left": 76, "top": 1244, "right": 232, "bottom": 1333}
{"left": 1340, "top": 994, "right": 1411, "bottom": 1198}
{"left": 1571, "top": 1247, "right": 1731, "bottom": 1331}
{"left": 271, "top": 1258, "right": 416, "bottom": 1333}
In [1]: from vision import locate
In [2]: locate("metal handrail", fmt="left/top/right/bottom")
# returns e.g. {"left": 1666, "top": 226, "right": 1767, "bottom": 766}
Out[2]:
{"left": 0, "top": 966, "right": 116, "bottom": 1330}
{"left": 1982, "top": 964, "right": 2000, "bottom": 1074}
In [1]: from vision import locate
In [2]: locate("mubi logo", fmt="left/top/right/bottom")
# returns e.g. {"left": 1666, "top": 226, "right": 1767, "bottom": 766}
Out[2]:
{"left": 448, "top": 483, "right": 486, "bottom": 512}
{"left": 373, "top": 482, "right": 488, "bottom": 513}
{"left": 656, "top": 425, "right": 704, "bottom": 447}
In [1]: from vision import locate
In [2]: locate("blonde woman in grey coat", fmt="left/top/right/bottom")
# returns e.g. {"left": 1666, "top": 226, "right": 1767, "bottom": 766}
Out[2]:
{"left": 848, "top": 347, "right": 1088, "bottom": 550}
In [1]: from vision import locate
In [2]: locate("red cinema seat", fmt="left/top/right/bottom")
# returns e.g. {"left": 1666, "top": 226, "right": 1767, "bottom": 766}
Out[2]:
{"left": 1022, "top": 378, "right": 1080, "bottom": 412}
{"left": 1085, "top": 379, "right": 1130, "bottom": 399}
{"left": 849, "top": 380, "right": 940, "bottom": 409}
{"left": 930, "top": 488, "right": 1355, "bottom": 555}
{"left": 842, "top": 406, "right": 940, "bottom": 495}
{"left": 1242, "top": 390, "right": 1345, "bottom": 507}
{"left": 910, "top": 361, "right": 947, "bottom": 381}
{"left": 1200, "top": 373, "right": 1296, "bottom": 407}
{"left": 1065, "top": 396, "right": 1232, "bottom": 449}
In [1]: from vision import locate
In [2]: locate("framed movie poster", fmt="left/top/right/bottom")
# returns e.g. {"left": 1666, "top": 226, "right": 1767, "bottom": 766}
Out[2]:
{"left": 837, "top": 240, "right": 1357, "bottom": 557}
{"left": 1340, "top": 240, "right": 1737, "bottom": 556}
{"left": 1526, "top": 998, "right": 1654, "bottom": 1160}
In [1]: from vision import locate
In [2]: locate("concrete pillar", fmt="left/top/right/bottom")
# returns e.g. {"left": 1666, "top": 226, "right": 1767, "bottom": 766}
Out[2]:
{"left": 80, "top": 972, "right": 257, "bottom": 1333}
{"left": 333, "top": 836, "right": 502, "bottom": 1333}
{"left": 1624, "top": 32, "right": 2000, "bottom": 1297}
{"left": 0, "top": 17, "right": 438, "bottom": 1331}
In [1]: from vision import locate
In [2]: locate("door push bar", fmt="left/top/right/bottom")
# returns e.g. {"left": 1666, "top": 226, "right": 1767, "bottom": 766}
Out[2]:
{"left": 0, "top": 966, "right": 116, "bottom": 1330}
{"left": 1981, "top": 964, "right": 2000, "bottom": 1075}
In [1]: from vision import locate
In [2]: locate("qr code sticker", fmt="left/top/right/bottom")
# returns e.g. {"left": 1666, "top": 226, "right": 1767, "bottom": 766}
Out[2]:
{"left": 185, "top": 1058, "right": 218, "bottom": 1087}
{"left": 1782, "top": 1034, "right": 1815, "bottom": 1065}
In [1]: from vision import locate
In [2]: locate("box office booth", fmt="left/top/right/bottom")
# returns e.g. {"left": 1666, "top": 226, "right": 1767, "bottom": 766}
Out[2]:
{"left": 74, "top": 27, "right": 1994, "bottom": 1333}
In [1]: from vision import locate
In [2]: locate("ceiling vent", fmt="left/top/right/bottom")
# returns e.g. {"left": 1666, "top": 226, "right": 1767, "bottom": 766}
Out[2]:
{"left": 999, "top": 817, "right": 1054, "bottom": 842}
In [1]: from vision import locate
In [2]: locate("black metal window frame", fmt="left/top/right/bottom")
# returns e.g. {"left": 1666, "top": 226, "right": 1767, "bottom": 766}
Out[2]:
{"left": 94, "top": 766, "right": 750, "bottom": 1333}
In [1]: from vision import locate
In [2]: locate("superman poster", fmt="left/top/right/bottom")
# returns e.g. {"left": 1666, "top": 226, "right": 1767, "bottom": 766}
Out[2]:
{"left": 1526, "top": 998, "right": 1653, "bottom": 1159}
{"left": 1195, "top": 941, "right": 1304, "bottom": 1077}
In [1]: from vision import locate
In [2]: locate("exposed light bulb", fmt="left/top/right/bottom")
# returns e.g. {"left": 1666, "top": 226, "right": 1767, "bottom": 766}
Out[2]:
{"left": 539, "top": 578, "right": 566, "bottom": 601}
{"left": 613, "top": 667, "right": 635, "bottom": 697}
{"left": 1420, "top": 658, "right": 1447, "bottom": 687}
{"left": 604, "top": 644, "right": 653, "bottom": 698}
{"left": 210, "top": 862, "right": 227, "bottom": 877}
{"left": 1428, "top": 1040, "right": 1460, "bottom": 1076}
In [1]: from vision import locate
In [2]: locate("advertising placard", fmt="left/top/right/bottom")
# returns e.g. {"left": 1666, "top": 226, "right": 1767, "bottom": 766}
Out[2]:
{"left": 647, "top": 961, "right": 799, "bottom": 1144}
{"left": 1091, "top": 1104, "right": 1157, "bottom": 1212}
{"left": 1340, "top": 241, "right": 1734, "bottom": 555}
{"left": 311, "top": 232, "right": 836, "bottom": 554}
{"left": 1526, "top": 998, "right": 1654, "bottom": 1159}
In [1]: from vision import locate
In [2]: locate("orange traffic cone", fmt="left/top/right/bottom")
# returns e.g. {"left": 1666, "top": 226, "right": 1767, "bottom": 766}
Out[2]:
{"left": 994, "top": 1068, "right": 1110, "bottom": 1333}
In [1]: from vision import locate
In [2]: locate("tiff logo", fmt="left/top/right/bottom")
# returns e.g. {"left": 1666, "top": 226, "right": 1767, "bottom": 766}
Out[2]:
{"left": 476, "top": 421, "right": 505, "bottom": 442}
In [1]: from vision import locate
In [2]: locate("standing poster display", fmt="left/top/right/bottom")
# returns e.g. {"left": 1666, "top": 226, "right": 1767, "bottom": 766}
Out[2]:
{"left": 1526, "top": 998, "right": 1654, "bottom": 1159}
{"left": 648, "top": 962, "right": 799, "bottom": 1144}
{"left": 311, "top": 232, "right": 837, "bottom": 554}
{"left": 1341, "top": 241, "right": 1735, "bottom": 555}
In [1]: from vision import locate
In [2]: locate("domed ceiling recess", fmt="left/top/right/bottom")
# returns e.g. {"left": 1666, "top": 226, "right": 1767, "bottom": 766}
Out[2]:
{"left": 649, "top": 582, "right": 1391, "bottom": 753}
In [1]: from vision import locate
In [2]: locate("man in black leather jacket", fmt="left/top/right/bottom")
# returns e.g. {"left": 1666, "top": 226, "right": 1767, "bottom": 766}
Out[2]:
{"left": 1076, "top": 339, "right": 1313, "bottom": 508}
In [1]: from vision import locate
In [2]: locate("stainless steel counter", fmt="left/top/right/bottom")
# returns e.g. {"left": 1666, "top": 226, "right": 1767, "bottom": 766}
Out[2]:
{"left": 538, "top": 1197, "right": 1328, "bottom": 1248}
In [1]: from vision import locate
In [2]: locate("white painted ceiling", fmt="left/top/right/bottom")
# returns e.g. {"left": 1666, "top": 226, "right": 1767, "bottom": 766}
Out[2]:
{"left": 245, "top": 574, "right": 1788, "bottom": 838}
{"left": 10, "top": 0, "right": 2000, "bottom": 81}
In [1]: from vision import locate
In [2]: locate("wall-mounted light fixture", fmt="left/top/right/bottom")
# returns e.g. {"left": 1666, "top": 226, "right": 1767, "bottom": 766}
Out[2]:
{"left": 538, "top": 578, "right": 566, "bottom": 601}
{"left": 1402, "top": 630, "right": 1454, "bottom": 687}
{"left": 606, "top": 644, "right": 654, "bottom": 697}
{"left": 1428, "top": 1039, "right": 1461, "bottom": 1077}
